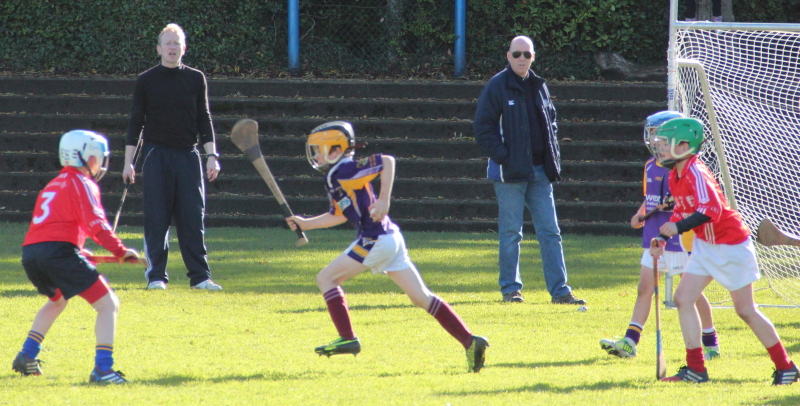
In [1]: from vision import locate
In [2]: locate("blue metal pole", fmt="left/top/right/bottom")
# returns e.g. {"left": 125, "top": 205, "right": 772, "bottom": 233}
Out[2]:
{"left": 454, "top": 0, "right": 466, "bottom": 77}
{"left": 288, "top": 0, "right": 300, "bottom": 74}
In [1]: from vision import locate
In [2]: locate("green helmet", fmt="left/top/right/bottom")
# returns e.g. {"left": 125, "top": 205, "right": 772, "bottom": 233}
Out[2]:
{"left": 653, "top": 117, "right": 705, "bottom": 169}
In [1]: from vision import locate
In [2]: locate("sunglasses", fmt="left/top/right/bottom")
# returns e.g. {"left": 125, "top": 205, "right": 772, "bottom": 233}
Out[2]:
{"left": 511, "top": 51, "right": 532, "bottom": 59}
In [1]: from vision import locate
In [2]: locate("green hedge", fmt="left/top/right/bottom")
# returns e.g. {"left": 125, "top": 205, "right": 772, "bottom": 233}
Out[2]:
{"left": 0, "top": 0, "right": 796, "bottom": 80}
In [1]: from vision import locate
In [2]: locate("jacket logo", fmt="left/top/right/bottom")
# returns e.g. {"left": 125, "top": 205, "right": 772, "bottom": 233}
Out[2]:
{"left": 508, "top": 100, "right": 515, "bottom": 106}
{"left": 338, "top": 197, "right": 352, "bottom": 212}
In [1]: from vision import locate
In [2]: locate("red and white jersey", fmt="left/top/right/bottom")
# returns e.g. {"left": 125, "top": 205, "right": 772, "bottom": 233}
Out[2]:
{"left": 23, "top": 167, "right": 126, "bottom": 256}
{"left": 668, "top": 155, "right": 750, "bottom": 245}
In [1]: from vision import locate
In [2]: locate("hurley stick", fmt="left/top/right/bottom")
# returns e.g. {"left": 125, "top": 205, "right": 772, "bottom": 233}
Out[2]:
{"left": 651, "top": 238, "right": 667, "bottom": 380}
{"left": 230, "top": 119, "right": 308, "bottom": 246}
{"left": 756, "top": 217, "right": 800, "bottom": 247}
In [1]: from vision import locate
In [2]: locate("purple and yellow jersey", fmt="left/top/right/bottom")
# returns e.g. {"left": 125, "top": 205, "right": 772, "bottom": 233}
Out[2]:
{"left": 325, "top": 154, "right": 399, "bottom": 243}
{"left": 642, "top": 157, "right": 693, "bottom": 253}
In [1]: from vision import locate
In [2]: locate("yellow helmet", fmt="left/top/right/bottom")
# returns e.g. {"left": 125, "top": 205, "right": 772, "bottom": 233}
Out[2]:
{"left": 306, "top": 121, "right": 355, "bottom": 173}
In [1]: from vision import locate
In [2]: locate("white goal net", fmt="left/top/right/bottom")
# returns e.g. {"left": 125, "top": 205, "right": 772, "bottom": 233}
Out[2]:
{"left": 670, "top": 22, "right": 800, "bottom": 307}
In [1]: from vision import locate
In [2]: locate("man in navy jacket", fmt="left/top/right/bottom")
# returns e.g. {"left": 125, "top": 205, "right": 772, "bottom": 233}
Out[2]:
{"left": 474, "top": 36, "right": 585, "bottom": 305}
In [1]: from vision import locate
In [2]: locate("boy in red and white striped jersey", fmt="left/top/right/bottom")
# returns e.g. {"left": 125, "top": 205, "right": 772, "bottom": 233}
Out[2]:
{"left": 649, "top": 117, "right": 797, "bottom": 385}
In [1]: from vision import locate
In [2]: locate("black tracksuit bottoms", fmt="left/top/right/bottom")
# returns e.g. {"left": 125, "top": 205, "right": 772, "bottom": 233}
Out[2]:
{"left": 141, "top": 143, "right": 211, "bottom": 286}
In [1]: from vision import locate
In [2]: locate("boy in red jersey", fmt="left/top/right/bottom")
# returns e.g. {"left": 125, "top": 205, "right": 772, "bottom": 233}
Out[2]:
{"left": 600, "top": 111, "right": 720, "bottom": 361}
{"left": 12, "top": 130, "right": 139, "bottom": 384}
{"left": 286, "top": 121, "right": 488, "bottom": 372}
{"left": 649, "top": 118, "right": 797, "bottom": 384}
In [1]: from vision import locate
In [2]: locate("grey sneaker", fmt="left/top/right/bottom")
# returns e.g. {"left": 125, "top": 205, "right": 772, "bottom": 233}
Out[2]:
{"left": 12, "top": 352, "right": 43, "bottom": 376}
{"left": 502, "top": 291, "right": 523, "bottom": 303}
{"left": 466, "top": 335, "right": 489, "bottom": 373}
{"left": 552, "top": 293, "right": 586, "bottom": 305}
{"left": 191, "top": 279, "right": 222, "bottom": 291}
{"left": 600, "top": 337, "right": 636, "bottom": 358}
{"left": 146, "top": 280, "right": 167, "bottom": 290}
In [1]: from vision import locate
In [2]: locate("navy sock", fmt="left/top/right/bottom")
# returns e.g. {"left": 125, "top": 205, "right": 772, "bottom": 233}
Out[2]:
{"left": 22, "top": 331, "right": 44, "bottom": 359}
{"left": 702, "top": 327, "right": 719, "bottom": 347}
{"left": 625, "top": 322, "right": 643, "bottom": 344}
{"left": 95, "top": 344, "right": 114, "bottom": 372}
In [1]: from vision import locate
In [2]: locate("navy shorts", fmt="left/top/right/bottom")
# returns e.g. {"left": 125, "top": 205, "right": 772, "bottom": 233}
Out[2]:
{"left": 22, "top": 242, "right": 101, "bottom": 300}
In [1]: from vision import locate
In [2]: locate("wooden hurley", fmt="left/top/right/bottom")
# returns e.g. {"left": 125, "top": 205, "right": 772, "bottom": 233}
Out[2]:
{"left": 230, "top": 119, "right": 308, "bottom": 246}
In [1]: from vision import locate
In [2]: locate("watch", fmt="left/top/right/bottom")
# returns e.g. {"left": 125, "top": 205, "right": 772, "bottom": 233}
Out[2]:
{"left": 206, "top": 153, "right": 219, "bottom": 159}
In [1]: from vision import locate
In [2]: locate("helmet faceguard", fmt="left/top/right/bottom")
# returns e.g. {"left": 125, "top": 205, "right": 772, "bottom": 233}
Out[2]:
{"left": 59, "top": 130, "right": 110, "bottom": 181}
{"left": 643, "top": 111, "right": 685, "bottom": 159}
{"left": 306, "top": 121, "right": 355, "bottom": 173}
{"left": 652, "top": 117, "right": 705, "bottom": 169}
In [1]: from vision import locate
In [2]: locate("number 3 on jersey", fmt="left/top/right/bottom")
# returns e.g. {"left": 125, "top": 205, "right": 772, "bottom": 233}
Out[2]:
{"left": 32, "top": 191, "right": 56, "bottom": 224}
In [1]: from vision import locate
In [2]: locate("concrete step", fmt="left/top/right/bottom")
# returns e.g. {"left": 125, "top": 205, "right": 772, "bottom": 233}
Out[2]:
{"left": 2, "top": 172, "right": 641, "bottom": 203}
{"left": 0, "top": 77, "right": 666, "bottom": 102}
{"left": 0, "top": 134, "right": 649, "bottom": 163}
{"left": 0, "top": 118, "right": 644, "bottom": 143}
{"left": 0, "top": 153, "right": 644, "bottom": 183}
{"left": 0, "top": 94, "right": 665, "bottom": 122}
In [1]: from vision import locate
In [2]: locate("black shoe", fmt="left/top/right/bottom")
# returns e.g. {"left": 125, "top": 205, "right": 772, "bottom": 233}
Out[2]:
{"left": 551, "top": 293, "right": 586, "bottom": 305}
{"left": 502, "top": 291, "right": 524, "bottom": 303}
{"left": 12, "top": 352, "right": 43, "bottom": 376}
{"left": 772, "top": 363, "right": 799, "bottom": 385}
{"left": 315, "top": 337, "right": 361, "bottom": 357}
{"left": 466, "top": 336, "right": 489, "bottom": 373}
{"left": 661, "top": 365, "right": 709, "bottom": 383}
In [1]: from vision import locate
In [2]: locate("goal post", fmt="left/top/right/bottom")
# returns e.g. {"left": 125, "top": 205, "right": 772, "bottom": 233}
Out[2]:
{"left": 666, "top": 10, "right": 800, "bottom": 307}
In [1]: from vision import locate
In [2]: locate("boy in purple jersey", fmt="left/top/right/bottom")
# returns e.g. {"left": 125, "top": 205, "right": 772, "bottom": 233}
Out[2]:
{"left": 286, "top": 121, "right": 489, "bottom": 372}
{"left": 599, "top": 111, "right": 719, "bottom": 360}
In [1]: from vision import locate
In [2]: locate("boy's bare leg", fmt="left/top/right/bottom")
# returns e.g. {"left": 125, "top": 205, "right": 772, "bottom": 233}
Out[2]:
{"left": 388, "top": 267, "right": 475, "bottom": 348}
{"left": 387, "top": 267, "right": 434, "bottom": 309}
{"left": 729, "top": 284, "right": 779, "bottom": 348}
{"left": 316, "top": 253, "right": 368, "bottom": 293}
{"left": 674, "top": 273, "right": 713, "bottom": 349}
{"left": 31, "top": 296, "right": 68, "bottom": 336}
{"left": 630, "top": 265, "right": 655, "bottom": 325}
{"left": 696, "top": 293, "right": 714, "bottom": 330}
{"left": 90, "top": 292, "right": 119, "bottom": 345}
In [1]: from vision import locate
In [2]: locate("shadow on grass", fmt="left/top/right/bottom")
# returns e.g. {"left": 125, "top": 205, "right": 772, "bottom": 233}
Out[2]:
{"left": 492, "top": 358, "right": 601, "bottom": 369}
{"left": 278, "top": 302, "right": 416, "bottom": 314}
{"left": 135, "top": 371, "right": 328, "bottom": 385}
{"left": 437, "top": 379, "right": 639, "bottom": 396}
{"left": 0, "top": 289, "right": 39, "bottom": 298}
{"left": 763, "top": 395, "right": 800, "bottom": 405}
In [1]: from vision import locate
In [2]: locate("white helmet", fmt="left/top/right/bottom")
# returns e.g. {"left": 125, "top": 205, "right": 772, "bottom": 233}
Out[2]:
{"left": 59, "top": 130, "right": 110, "bottom": 181}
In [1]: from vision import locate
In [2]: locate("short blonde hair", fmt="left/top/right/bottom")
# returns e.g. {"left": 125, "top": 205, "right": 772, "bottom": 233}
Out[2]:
{"left": 158, "top": 23, "right": 186, "bottom": 45}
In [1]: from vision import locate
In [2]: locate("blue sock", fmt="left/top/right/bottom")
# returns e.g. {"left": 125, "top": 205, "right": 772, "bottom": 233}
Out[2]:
{"left": 95, "top": 345, "right": 114, "bottom": 372}
{"left": 22, "top": 331, "right": 44, "bottom": 359}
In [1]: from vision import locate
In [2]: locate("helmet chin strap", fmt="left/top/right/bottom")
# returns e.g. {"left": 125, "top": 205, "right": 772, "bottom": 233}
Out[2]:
{"left": 78, "top": 153, "right": 105, "bottom": 181}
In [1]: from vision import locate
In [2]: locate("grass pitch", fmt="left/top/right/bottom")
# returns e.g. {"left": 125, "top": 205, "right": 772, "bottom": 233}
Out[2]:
{"left": 0, "top": 223, "right": 798, "bottom": 405}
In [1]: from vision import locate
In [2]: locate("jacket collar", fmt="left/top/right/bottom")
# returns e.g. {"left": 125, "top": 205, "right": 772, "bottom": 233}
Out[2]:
{"left": 503, "top": 65, "right": 544, "bottom": 91}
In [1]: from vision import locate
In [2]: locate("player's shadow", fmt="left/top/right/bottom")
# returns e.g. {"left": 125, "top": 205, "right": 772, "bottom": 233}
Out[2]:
{"left": 0, "top": 289, "right": 39, "bottom": 298}
{"left": 135, "top": 371, "right": 324, "bottom": 385}
{"left": 492, "top": 358, "right": 601, "bottom": 370}
{"left": 437, "top": 379, "right": 639, "bottom": 397}
{"left": 277, "top": 303, "right": 416, "bottom": 314}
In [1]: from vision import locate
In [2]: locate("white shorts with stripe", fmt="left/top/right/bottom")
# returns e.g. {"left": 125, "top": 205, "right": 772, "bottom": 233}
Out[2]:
{"left": 345, "top": 231, "right": 417, "bottom": 274}
{"left": 684, "top": 238, "right": 761, "bottom": 291}
{"left": 640, "top": 249, "right": 689, "bottom": 276}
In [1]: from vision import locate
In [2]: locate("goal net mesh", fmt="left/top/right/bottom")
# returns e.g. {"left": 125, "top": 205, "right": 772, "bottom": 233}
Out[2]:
{"left": 673, "top": 27, "right": 800, "bottom": 306}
